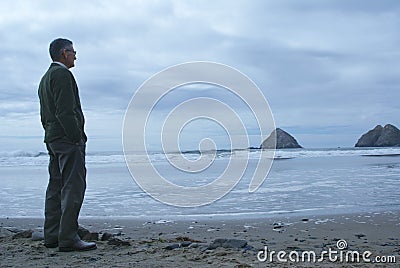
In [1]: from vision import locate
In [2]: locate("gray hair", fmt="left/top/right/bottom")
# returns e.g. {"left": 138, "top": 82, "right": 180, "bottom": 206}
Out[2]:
{"left": 49, "top": 38, "right": 73, "bottom": 61}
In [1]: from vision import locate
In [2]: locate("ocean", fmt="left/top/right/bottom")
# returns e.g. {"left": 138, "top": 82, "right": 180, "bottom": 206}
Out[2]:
{"left": 0, "top": 147, "right": 399, "bottom": 220}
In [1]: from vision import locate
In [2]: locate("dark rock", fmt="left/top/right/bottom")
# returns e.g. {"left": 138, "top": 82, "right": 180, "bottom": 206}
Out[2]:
{"left": 355, "top": 125, "right": 383, "bottom": 147}
{"left": 200, "top": 245, "right": 209, "bottom": 252}
{"left": 107, "top": 238, "right": 131, "bottom": 246}
{"left": 174, "top": 236, "right": 203, "bottom": 243}
{"left": 355, "top": 124, "right": 400, "bottom": 147}
{"left": 165, "top": 243, "right": 180, "bottom": 250}
{"left": 180, "top": 241, "right": 192, "bottom": 247}
{"left": 115, "top": 231, "right": 123, "bottom": 236}
{"left": 12, "top": 230, "right": 33, "bottom": 239}
{"left": 78, "top": 226, "right": 98, "bottom": 241}
{"left": 261, "top": 128, "right": 302, "bottom": 149}
{"left": 376, "top": 124, "right": 400, "bottom": 146}
{"left": 83, "top": 232, "right": 99, "bottom": 241}
{"left": 207, "top": 238, "right": 247, "bottom": 250}
{"left": 272, "top": 222, "right": 285, "bottom": 229}
{"left": 101, "top": 232, "right": 113, "bottom": 241}
{"left": 355, "top": 233, "right": 366, "bottom": 239}
{"left": 77, "top": 226, "right": 90, "bottom": 239}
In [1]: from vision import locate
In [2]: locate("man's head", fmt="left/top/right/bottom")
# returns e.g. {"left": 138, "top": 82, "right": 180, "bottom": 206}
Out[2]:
{"left": 49, "top": 38, "right": 77, "bottom": 69}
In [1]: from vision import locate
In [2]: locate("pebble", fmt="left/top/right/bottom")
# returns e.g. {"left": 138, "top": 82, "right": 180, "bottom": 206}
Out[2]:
{"left": 101, "top": 232, "right": 113, "bottom": 241}
{"left": 180, "top": 241, "right": 192, "bottom": 247}
{"left": 107, "top": 238, "right": 131, "bottom": 246}
{"left": 189, "top": 243, "right": 199, "bottom": 248}
{"left": 164, "top": 241, "right": 193, "bottom": 250}
{"left": 355, "top": 233, "right": 366, "bottom": 239}
{"left": 272, "top": 222, "right": 285, "bottom": 230}
{"left": 31, "top": 232, "right": 44, "bottom": 241}
{"left": 12, "top": 230, "right": 33, "bottom": 239}
{"left": 165, "top": 243, "right": 180, "bottom": 250}
{"left": 77, "top": 226, "right": 90, "bottom": 238}
{"left": 207, "top": 238, "right": 248, "bottom": 250}
{"left": 78, "top": 226, "right": 99, "bottom": 241}
{"left": 83, "top": 232, "right": 99, "bottom": 241}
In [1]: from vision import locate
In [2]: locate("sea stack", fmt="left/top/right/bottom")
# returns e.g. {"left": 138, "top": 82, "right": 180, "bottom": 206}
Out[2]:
{"left": 355, "top": 124, "right": 400, "bottom": 147}
{"left": 261, "top": 128, "right": 302, "bottom": 149}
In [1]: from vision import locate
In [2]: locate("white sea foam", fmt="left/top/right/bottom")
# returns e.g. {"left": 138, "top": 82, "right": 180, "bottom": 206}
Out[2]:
{"left": 1, "top": 147, "right": 400, "bottom": 167}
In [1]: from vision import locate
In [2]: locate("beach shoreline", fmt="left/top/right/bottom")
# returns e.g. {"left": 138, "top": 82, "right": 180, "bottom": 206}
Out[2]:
{"left": 1, "top": 210, "right": 399, "bottom": 267}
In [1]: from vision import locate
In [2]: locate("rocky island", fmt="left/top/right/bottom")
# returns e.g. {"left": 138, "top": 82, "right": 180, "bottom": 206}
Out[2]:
{"left": 261, "top": 128, "right": 302, "bottom": 149}
{"left": 355, "top": 124, "right": 400, "bottom": 147}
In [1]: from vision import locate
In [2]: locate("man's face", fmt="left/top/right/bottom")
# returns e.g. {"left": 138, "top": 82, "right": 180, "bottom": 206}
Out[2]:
{"left": 62, "top": 45, "right": 77, "bottom": 68}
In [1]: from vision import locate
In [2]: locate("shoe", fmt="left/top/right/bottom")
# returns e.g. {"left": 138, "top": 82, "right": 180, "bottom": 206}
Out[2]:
{"left": 59, "top": 240, "right": 97, "bottom": 252}
{"left": 44, "top": 242, "right": 58, "bottom": 248}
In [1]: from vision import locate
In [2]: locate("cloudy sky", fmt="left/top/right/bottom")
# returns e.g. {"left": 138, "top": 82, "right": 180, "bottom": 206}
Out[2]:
{"left": 1, "top": 0, "right": 399, "bottom": 152}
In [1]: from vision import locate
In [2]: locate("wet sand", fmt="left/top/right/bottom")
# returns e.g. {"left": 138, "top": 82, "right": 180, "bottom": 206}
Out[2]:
{"left": 1, "top": 211, "right": 399, "bottom": 267}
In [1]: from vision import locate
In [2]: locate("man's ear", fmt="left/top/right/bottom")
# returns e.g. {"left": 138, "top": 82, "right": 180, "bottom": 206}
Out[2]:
{"left": 61, "top": 49, "right": 67, "bottom": 60}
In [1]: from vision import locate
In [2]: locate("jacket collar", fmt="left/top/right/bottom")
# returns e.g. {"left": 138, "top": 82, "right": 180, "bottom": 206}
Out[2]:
{"left": 51, "top": 61, "right": 68, "bottom": 69}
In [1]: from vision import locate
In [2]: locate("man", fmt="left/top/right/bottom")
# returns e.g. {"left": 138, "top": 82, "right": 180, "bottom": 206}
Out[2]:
{"left": 38, "top": 38, "right": 96, "bottom": 252}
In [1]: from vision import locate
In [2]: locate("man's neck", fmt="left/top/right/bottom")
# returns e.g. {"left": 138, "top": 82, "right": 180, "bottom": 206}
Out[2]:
{"left": 53, "top": 61, "right": 68, "bottom": 69}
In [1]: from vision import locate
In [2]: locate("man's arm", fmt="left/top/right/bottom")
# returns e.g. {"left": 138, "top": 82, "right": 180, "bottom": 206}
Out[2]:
{"left": 52, "top": 68, "right": 82, "bottom": 143}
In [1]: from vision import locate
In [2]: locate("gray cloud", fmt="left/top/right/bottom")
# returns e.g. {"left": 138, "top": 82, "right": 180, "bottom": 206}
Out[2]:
{"left": 1, "top": 0, "right": 399, "bottom": 151}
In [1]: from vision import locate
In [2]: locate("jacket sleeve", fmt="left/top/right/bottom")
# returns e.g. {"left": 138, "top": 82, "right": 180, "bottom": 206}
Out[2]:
{"left": 52, "top": 68, "right": 82, "bottom": 143}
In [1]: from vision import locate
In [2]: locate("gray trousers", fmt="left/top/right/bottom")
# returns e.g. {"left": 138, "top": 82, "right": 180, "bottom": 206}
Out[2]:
{"left": 44, "top": 140, "right": 86, "bottom": 247}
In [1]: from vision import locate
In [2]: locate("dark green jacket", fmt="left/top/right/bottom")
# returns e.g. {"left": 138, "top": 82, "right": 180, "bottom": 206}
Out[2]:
{"left": 38, "top": 63, "right": 87, "bottom": 144}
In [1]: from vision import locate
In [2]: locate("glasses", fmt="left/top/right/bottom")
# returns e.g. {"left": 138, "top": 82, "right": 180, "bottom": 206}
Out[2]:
{"left": 65, "top": 49, "right": 77, "bottom": 55}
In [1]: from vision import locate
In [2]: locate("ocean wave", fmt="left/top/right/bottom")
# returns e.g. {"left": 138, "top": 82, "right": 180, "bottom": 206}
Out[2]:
{"left": 0, "top": 150, "right": 47, "bottom": 158}
{"left": 1, "top": 147, "right": 400, "bottom": 167}
{"left": 167, "top": 147, "right": 400, "bottom": 159}
{"left": 270, "top": 147, "right": 400, "bottom": 159}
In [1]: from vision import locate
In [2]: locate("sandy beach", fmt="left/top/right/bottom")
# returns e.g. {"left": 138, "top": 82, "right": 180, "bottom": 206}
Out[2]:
{"left": 1, "top": 211, "right": 399, "bottom": 267}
